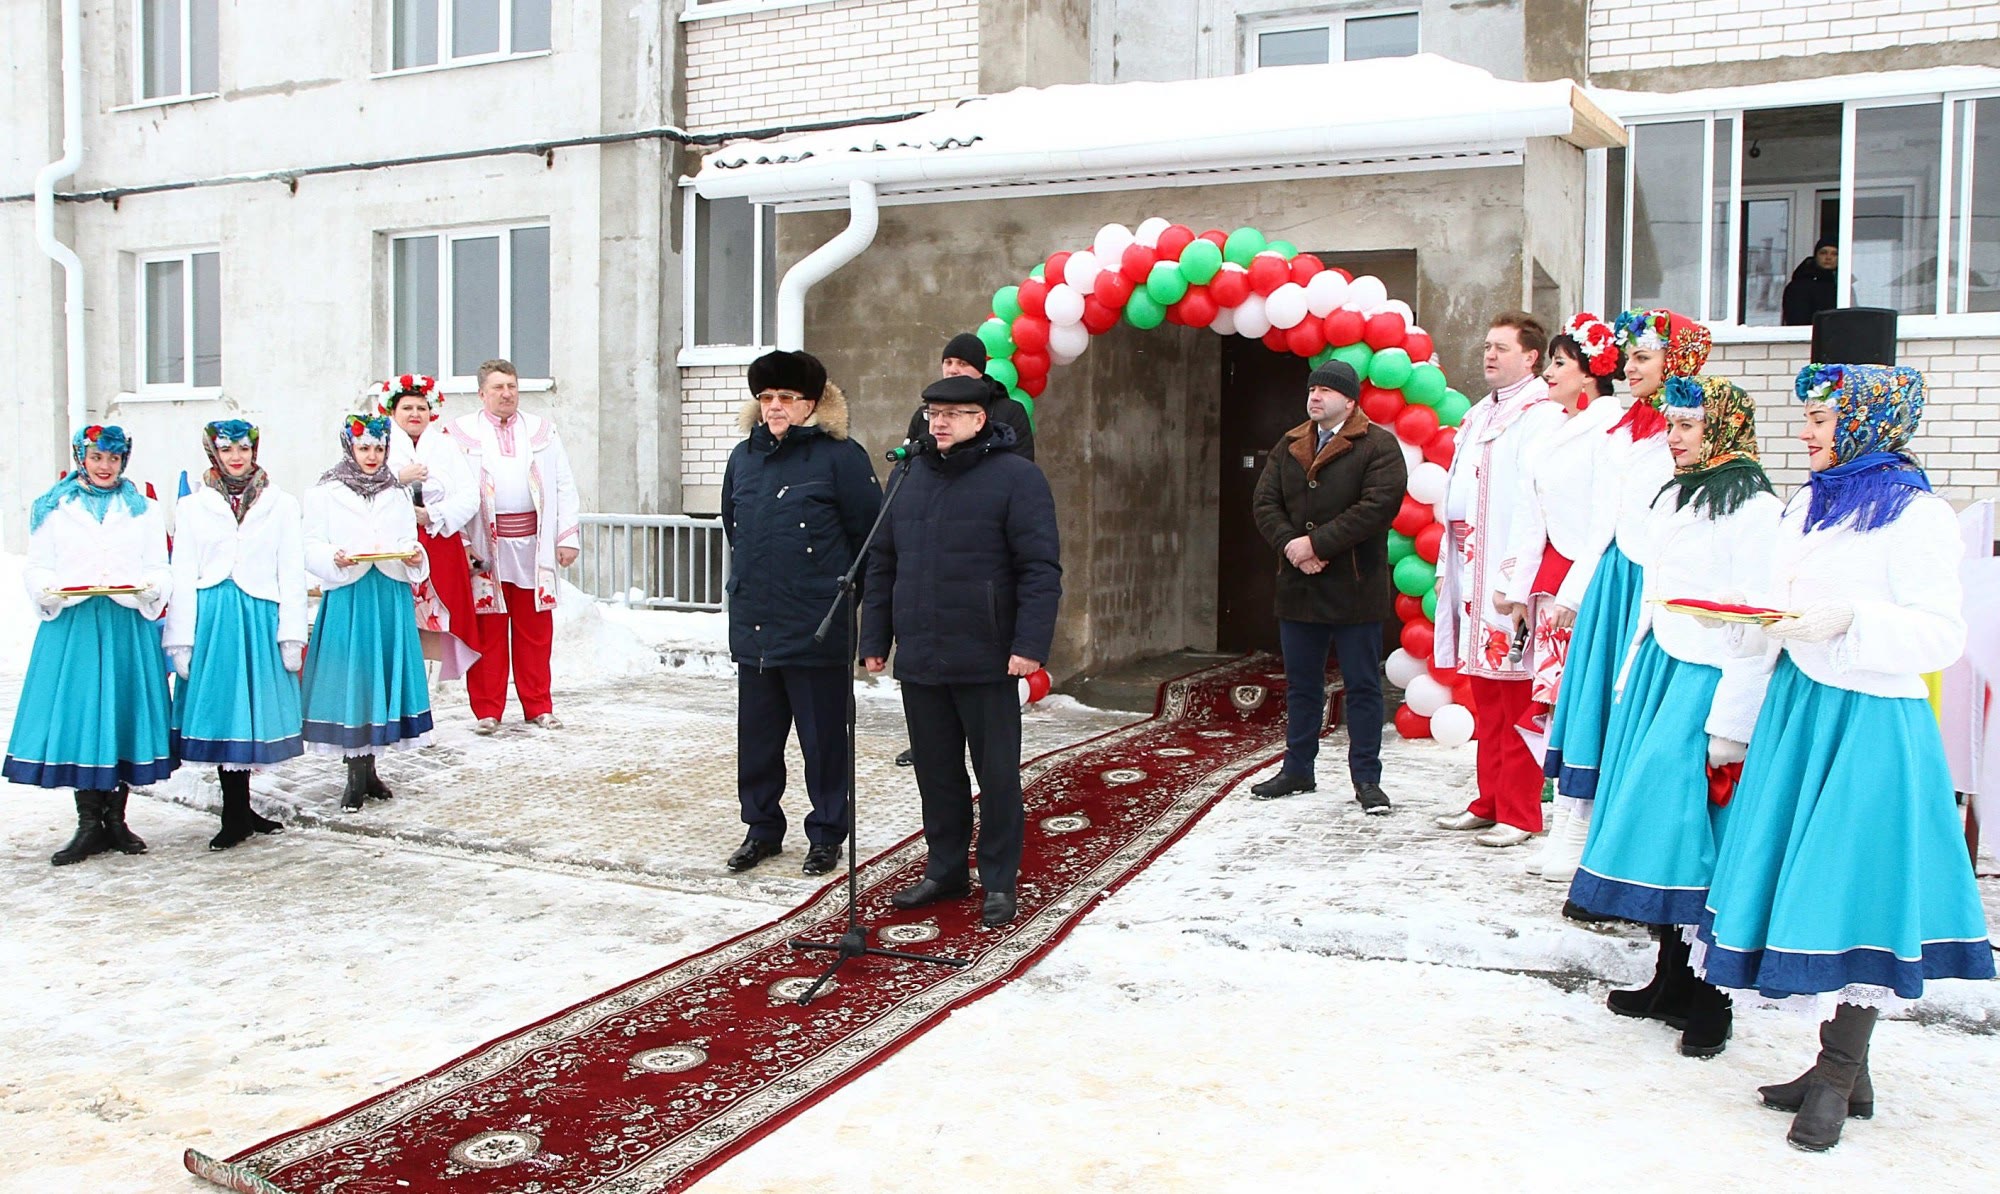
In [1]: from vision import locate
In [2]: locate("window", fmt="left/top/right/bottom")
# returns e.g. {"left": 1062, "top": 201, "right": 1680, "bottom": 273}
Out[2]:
{"left": 137, "top": 0, "right": 218, "bottom": 101}
{"left": 138, "top": 250, "right": 221, "bottom": 393}
{"left": 1247, "top": 10, "right": 1418, "bottom": 69}
{"left": 683, "top": 193, "right": 777, "bottom": 357}
{"left": 392, "top": 0, "right": 551, "bottom": 71}
{"left": 392, "top": 225, "right": 551, "bottom": 384}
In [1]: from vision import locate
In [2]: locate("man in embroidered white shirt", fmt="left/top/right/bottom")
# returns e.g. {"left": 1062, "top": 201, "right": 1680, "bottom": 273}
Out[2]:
{"left": 450, "top": 360, "right": 581, "bottom": 734}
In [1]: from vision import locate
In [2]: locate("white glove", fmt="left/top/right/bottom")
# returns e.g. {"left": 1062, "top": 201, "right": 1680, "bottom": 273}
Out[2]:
{"left": 1707, "top": 736, "right": 1747, "bottom": 768}
{"left": 281, "top": 641, "right": 305, "bottom": 673}
{"left": 1764, "top": 600, "right": 1854, "bottom": 644}
{"left": 169, "top": 646, "right": 192, "bottom": 679}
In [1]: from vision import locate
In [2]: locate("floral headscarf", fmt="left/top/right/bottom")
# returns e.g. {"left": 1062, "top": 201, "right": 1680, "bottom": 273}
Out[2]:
{"left": 202, "top": 419, "right": 269, "bottom": 524}
{"left": 319, "top": 414, "right": 400, "bottom": 499}
{"left": 1656, "top": 375, "right": 1774, "bottom": 518}
{"left": 31, "top": 425, "right": 147, "bottom": 531}
{"left": 1794, "top": 363, "right": 1932, "bottom": 533}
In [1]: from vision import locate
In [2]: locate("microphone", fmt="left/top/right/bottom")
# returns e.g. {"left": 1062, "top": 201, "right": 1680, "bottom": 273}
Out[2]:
{"left": 885, "top": 434, "right": 935, "bottom": 463}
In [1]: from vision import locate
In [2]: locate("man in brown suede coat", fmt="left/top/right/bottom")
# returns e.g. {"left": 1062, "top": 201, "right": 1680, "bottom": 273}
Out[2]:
{"left": 1249, "top": 360, "right": 1408, "bottom": 812}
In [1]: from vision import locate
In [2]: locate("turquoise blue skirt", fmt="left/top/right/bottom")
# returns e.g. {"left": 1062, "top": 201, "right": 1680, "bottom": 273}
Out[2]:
{"left": 1698, "top": 655, "right": 1994, "bottom": 999}
{"left": 4, "top": 597, "right": 178, "bottom": 789}
{"left": 1542, "top": 544, "right": 1644, "bottom": 800}
{"left": 1568, "top": 638, "right": 1729, "bottom": 926}
{"left": 300, "top": 568, "right": 433, "bottom": 752}
{"left": 171, "top": 581, "right": 303, "bottom": 767}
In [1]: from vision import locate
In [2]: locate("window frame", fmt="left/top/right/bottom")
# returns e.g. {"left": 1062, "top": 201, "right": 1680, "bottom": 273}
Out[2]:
{"left": 133, "top": 247, "right": 222, "bottom": 401}
{"left": 1243, "top": 7, "right": 1421, "bottom": 70}
{"left": 678, "top": 185, "right": 779, "bottom": 367}
{"left": 388, "top": 222, "right": 555, "bottom": 393}
{"left": 383, "top": 0, "right": 553, "bottom": 76}
{"left": 132, "top": 0, "right": 219, "bottom": 105}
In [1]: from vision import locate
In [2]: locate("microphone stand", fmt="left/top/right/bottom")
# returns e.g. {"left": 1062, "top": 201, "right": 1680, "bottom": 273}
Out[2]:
{"left": 788, "top": 448, "right": 969, "bottom": 1004}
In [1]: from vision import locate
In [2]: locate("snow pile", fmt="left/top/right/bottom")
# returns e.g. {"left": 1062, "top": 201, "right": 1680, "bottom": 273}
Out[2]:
{"left": 550, "top": 580, "right": 677, "bottom": 682}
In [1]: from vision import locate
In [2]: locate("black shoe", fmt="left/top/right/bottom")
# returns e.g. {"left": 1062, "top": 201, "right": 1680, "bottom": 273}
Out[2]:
{"left": 894, "top": 749, "right": 915, "bottom": 767}
{"left": 1249, "top": 772, "right": 1315, "bottom": 800}
{"left": 1788, "top": 1079, "right": 1856, "bottom": 1152}
{"left": 1562, "top": 898, "right": 1616, "bottom": 925}
{"left": 247, "top": 808, "right": 285, "bottom": 834}
{"left": 102, "top": 784, "right": 148, "bottom": 854}
{"left": 1679, "top": 982, "right": 1733, "bottom": 1059}
{"left": 359, "top": 754, "right": 394, "bottom": 801}
{"left": 51, "top": 791, "right": 112, "bottom": 867}
{"left": 890, "top": 876, "right": 972, "bottom": 910}
{"left": 1353, "top": 782, "right": 1391, "bottom": 814}
{"left": 212, "top": 771, "right": 255, "bottom": 851}
{"left": 1760, "top": 1068, "right": 1875, "bottom": 1120}
{"left": 726, "top": 837, "right": 782, "bottom": 872}
{"left": 982, "top": 891, "right": 1018, "bottom": 927}
{"left": 341, "top": 758, "right": 368, "bottom": 811}
{"left": 802, "top": 843, "right": 843, "bottom": 876}
{"left": 1608, "top": 930, "right": 1692, "bottom": 1027}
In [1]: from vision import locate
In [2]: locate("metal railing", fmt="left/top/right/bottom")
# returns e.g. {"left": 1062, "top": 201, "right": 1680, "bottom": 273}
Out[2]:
{"left": 564, "top": 514, "right": 728, "bottom": 611}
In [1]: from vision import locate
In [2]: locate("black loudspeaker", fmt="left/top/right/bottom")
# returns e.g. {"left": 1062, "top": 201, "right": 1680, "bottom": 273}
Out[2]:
{"left": 1810, "top": 307, "right": 1897, "bottom": 366}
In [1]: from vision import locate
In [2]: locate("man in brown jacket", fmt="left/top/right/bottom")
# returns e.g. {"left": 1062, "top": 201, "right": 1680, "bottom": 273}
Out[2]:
{"left": 1249, "top": 360, "right": 1408, "bottom": 812}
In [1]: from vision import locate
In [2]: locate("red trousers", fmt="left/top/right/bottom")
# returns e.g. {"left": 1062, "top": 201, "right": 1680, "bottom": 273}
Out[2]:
{"left": 1465, "top": 675, "right": 1544, "bottom": 832}
{"left": 466, "top": 582, "right": 554, "bottom": 721}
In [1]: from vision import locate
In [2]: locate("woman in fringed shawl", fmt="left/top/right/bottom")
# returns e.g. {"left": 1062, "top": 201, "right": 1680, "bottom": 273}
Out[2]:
{"left": 4, "top": 425, "right": 175, "bottom": 865}
{"left": 299, "top": 414, "right": 434, "bottom": 811}
{"left": 1696, "top": 362, "right": 1993, "bottom": 1152}
{"left": 165, "top": 420, "right": 307, "bottom": 849}
{"left": 1567, "top": 375, "right": 1782, "bottom": 1060}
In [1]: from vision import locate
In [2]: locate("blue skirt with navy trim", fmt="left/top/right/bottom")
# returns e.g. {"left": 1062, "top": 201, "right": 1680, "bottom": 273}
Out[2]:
{"left": 1541, "top": 544, "right": 1644, "bottom": 800}
{"left": 171, "top": 580, "right": 304, "bottom": 767}
{"left": 300, "top": 568, "right": 433, "bottom": 753}
{"left": 4, "top": 596, "right": 178, "bottom": 789}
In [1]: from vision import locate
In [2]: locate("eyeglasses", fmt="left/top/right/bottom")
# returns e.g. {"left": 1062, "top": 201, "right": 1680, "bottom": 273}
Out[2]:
{"left": 756, "top": 390, "right": 807, "bottom": 404}
{"left": 923, "top": 407, "right": 984, "bottom": 422}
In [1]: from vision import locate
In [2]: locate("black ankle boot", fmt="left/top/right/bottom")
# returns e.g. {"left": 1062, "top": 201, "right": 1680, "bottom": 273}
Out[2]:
{"left": 341, "top": 757, "right": 369, "bottom": 811}
{"left": 102, "top": 783, "right": 148, "bottom": 854}
{"left": 1788, "top": 1004, "right": 1880, "bottom": 1152}
{"left": 1608, "top": 928, "right": 1692, "bottom": 1025}
{"left": 1678, "top": 979, "right": 1733, "bottom": 1058}
{"left": 1759, "top": 1065, "right": 1874, "bottom": 1119}
{"left": 210, "top": 770, "right": 255, "bottom": 851}
{"left": 359, "top": 754, "right": 394, "bottom": 801}
{"left": 51, "top": 791, "right": 112, "bottom": 866}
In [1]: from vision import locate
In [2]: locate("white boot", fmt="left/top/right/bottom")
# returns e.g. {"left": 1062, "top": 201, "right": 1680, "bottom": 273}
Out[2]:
{"left": 1525, "top": 807, "right": 1568, "bottom": 876}
{"left": 1540, "top": 802, "right": 1593, "bottom": 883}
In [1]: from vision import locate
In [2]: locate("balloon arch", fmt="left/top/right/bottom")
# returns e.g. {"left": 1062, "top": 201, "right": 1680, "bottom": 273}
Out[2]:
{"left": 972, "top": 217, "right": 1478, "bottom": 746}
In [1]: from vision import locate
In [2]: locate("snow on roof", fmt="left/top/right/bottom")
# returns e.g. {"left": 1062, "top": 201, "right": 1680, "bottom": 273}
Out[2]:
{"left": 693, "top": 55, "right": 1623, "bottom": 203}
{"left": 1592, "top": 64, "right": 2000, "bottom": 121}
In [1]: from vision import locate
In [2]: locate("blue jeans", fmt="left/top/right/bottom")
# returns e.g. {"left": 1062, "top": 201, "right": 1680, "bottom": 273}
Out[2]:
{"left": 1278, "top": 619, "right": 1384, "bottom": 785}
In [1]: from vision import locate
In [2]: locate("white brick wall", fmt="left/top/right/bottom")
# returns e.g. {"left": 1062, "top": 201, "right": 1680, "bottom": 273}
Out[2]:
{"left": 684, "top": 0, "right": 981, "bottom": 133}
{"left": 682, "top": 365, "right": 751, "bottom": 488}
{"left": 1589, "top": 0, "right": 2000, "bottom": 73}
{"left": 1708, "top": 338, "right": 2000, "bottom": 503}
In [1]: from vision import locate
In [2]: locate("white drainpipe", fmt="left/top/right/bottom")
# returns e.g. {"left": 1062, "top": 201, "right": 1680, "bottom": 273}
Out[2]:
{"left": 35, "top": 0, "right": 86, "bottom": 435}
{"left": 774, "top": 179, "right": 878, "bottom": 351}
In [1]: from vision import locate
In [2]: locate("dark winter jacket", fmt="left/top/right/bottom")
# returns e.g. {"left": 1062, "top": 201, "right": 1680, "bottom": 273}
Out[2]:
{"left": 1251, "top": 407, "right": 1407, "bottom": 626}
{"left": 722, "top": 383, "right": 883, "bottom": 669}
{"left": 1781, "top": 255, "right": 1838, "bottom": 326}
{"left": 903, "top": 378, "right": 1037, "bottom": 461}
{"left": 859, "top": 421, "right": 1061, "bottom": 685}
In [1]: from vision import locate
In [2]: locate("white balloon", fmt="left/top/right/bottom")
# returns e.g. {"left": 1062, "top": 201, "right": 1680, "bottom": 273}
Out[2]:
{"left": 1304, "top": 270, "right": 1348, "bottom": 317}
{"left": 1407, "top": 461, "right": 1449, "bottom": 505}
{"left": 1209, "top": 306, "right": 1238, "bottom": 336}
{"left": 1403, "top": 674, "right": 1451, "bottom": 718}
{"left": 1431, "top": 703, "right": 1475, "bottom": 747}
{"left": 1047, "top": 319, "right": 1091, "bottom": 357}
{"left": 1234, "top": 293, "right": 1271, "bottom": 338}
{"left": 1384, "top": 299, "right": 1414, "bottom": 324}
{"left": 1044, "top": 283, "right": 1086, "bottom": 326}
{"left": 1062, "top": 249, "right": 1102, "bottom": 294}
{"left": 1133, "top": 217, "right": 1171, "bottom": 249}
{"left": 1050, "top": 348, "right": 1080, "bottom": 367}
{"left": 1093, "top": 224, "right": 1135, "bottom": 262}
{"left": 1346, "top": 274, "right": 1388, "bottom": 313}
{"left": 1384, "top": 647, "right": 1426, "bottom": 688}
{"left": 1264, "top": 283, "right": 1309, "bottom": 330}
{"left": 1398, "top": 438, "right": 1421, "bottom": 472}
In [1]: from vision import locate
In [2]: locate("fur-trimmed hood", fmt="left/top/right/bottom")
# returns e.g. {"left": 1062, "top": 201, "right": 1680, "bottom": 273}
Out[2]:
{"left": 738, "top": 381, "right": 851, "bottom": 440}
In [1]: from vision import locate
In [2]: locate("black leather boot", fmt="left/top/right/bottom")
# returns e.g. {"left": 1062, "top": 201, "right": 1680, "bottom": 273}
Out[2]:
{"left": 52, "top": 791, "right": 112, "bottom": 866}
{"left": 1788, "top": 1004, "right": 1880, "bottom": 1152}
{"left": 341, "top": 757, "right": 369, "bottom": 811}
{"left": 1678, "top": 978, "right": 1733, "bottom": 1058}
{"left": 1607, "top": 929, "right": 1692, "bottom": 1025}
{"left": 359, "top": 753, "right": 394, "bottom": 801}
{"left": 210, "top": 769, "right": 255, "bottom": 851}
{"left": 1759, "top": 1065, "right": 1874, "bottom": 1120}
{"left": 102, "top": 783, "right": 148, "bottom": 854}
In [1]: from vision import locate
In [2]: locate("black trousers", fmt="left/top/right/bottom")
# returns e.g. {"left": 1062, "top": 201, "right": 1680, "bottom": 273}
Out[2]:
{"left": 900, "top": 679, "right": 1024, "bottom": 894}
{"left": 737, "top": 663, "right": 848, "bottom": 848}
{"left": 1278, "top": 619, "right": 1384, "bottom": 784}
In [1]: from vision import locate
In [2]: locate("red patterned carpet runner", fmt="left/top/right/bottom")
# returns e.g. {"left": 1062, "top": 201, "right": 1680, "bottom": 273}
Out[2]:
{"left": 188, "top": 655, "right": 1319, "bottom": 1193}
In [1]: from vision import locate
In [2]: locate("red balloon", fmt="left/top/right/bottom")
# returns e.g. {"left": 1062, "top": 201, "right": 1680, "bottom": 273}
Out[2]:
{"left": 1428, "top": 663, "right": 1458, "bottom": 689}
{"left": 1330, "top": 267, "right": 1353, "bottom": 283}
{"left": 1013, "top": 347, "right": 1050, "bottom": 380}
{"left": 1394, "top": 705, "right": 1432, "bottom": 740}
{"left": 1175, "top": 285, "right": 1217, "bottom": 327}
{"left": 1414, "top": 522, "right": 1444, "bottom": 564}
{"left": 1395, "top": 593, "right": 1425, "bottom": 625}
{"left": 1011, "top": 316, "right": 1050, "bottom": 354}
{"left": 1093, "top": 270, "right": 1134, "bottom": 308}
{"left": 1396, "top": 404, "right": 1441, "bottom": 445}
{"left": 1323, "top": 308, "right": 1365, "bottom": 347}
{"left": 1359, "top": 384, "right": 1404, "bottom": 427}
{"left": 1392, "top": 493, "right": 1431, "bottom": 537}
{"left": 1155, "top": 224, "right": 1196, "bottom": 260}
{"left": 1045, "top": 251, "right": 1071, "bottom": 286}
{"left": 1261, "top": 326, "right": 1290, "bottom": 353}
{"left": 1364, "top": 311, "right": 1408, "bottom": 351}
{"left": 1209, "top": 265, "right": 1251, "bottom": 308}
{"left": 1248, "top": 254, "right": 1291, "bottom": 296}
{"left": 1422, "top": 426, "right": 1456, "bottom": 468}
{"left": 1018, "top": 277, "right": 1050, "bottom": 319}
{"left": 1289, "top": 253, "right": 1325, "bottom": 286}
{"left": 1120, "top": 243, "right": 1157, "bottom": 285}
{"left": 1400, "top": 618, "right": 1435, "bottom": 659}
{"left": 1403, "top": 329, "right": 1434, "bottom": 362}
{"left": 1019, "top": 372, "right": 1047, "bottom": 398}
{"left": 1285, "top": 320, "right": 1326, "bottom": 357}
{"left": 1081, "top": 296, "right": 1120, "bottom": 334}
{"left": 1026, "top": 668, "right": 1052, "bottom": 703}
{"left": 1198, "top": 228, "right": 1228, "bottom": 248}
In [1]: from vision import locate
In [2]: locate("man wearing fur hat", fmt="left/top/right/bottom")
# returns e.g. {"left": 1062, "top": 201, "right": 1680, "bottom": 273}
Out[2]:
{"left": 722, "top": 350, "right": 884, "bottom": 877}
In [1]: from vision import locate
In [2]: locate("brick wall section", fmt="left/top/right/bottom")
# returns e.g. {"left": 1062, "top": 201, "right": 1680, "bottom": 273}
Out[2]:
{"left": 684, "top": 0, "right": 981, "bottom": 133}
{"left": 1708, "top": 338, "right": 2000, "bottom": 504}
{"left": 682, "top": 365, "right": 751, "bottom": 489}
{"left": 1589, "top": 0, "right": 2000, "bottom": 71}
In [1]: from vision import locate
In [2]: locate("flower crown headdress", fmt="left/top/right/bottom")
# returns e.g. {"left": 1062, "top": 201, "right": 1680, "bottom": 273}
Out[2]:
{"left": 343, "top": 414, "right": 392, "bottom": 444}
{"left": 367, "top": 374, "right": 443, "bottom": 418}
{"left": 74, "top": 424, "right": 132, "bottom": 463}
{"left": 206, "top": 418, "right": 259, "bottom": 449}
{"left": 1566, "top": 312, "right": 1622, "bottom": 378}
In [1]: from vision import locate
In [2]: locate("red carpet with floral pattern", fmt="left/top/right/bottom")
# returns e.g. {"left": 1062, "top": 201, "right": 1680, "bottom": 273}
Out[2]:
{"left": 188, "top": 654, "right": 1323, "bottom": 1193}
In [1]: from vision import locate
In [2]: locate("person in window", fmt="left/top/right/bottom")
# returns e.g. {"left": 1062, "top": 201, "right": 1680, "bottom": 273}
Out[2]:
{"left": 720, "top": 350, "right": 882, "bottom": 877}
{"left": 1781, "top": 238, "right": 1838, "bottom": 327}
{"left": 5, "top": 425, "right": 175, "bottom": 865}
{"left": 379, "top": 375, "right": 483, "bottom": 682}
{"left": 165, "top": 420, "right": 306, "bottom": 850}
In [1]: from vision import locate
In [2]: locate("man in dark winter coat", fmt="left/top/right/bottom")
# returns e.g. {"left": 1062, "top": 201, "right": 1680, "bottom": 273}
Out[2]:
{"left": 721, "top": 350, "right": 883, "bottom": 876}
{"left": 861, "top": 373, "right": 1061, "bottom": 928}
{"left": 900, "top": 332, "right": 1036, "bottom": 462}
{"left": 1781, "top": 239, "right": 1838, "bottom": 326}
{"left": 1248, "top": 359, "right": 1408, "bottom": 812}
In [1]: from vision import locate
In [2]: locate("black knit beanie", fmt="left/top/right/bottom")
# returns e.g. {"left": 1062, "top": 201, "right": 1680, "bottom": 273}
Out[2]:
{"left": 941, "top": 332, "right": 988, "bottom": 371}
{"left": 1306, "top": 360, "right": 1362, "bottom": 399}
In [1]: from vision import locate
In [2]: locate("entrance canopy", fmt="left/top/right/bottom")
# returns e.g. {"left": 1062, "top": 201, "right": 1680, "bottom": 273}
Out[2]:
{"left": 693, "top": 55, "right": 1626, "bottom": 205}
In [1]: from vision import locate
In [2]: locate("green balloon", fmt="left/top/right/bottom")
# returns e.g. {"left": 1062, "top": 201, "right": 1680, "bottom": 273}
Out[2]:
{"left": 1387, "top": 530, "right": 1415, "bottom": 564}
{"left": 1030, "top": 264, "right": 1045, "bottom": 280}
{"left": 993, "top": 285, "right": 1023, "bottom": 323}
{"left": 1223, "top": 226, "right": 1267, "bottom": 267}
{"left": 1403, "top": 362, "right": 1448, "bottom": 407}
{"left": 1393, "top": 554, "right": 1437, "bottom": 598}
{"left": 1422, "top": 588, "right": 1438, "bottom": 621}
{"left": 1015, "top": 392, "right": 1036, "bottom": 428}
{"left": 1308, "top": 347, "right": 1335, "bottom": 368}
{"left": 1369, "top": 347, "right": 1414, "bottom": 390}
{"left": 1178, "top": 238, "right": 1223, "bottom": 285}
{"left": 1330, "top": 342, "right": 1373, "bottom": 378}
{"left": 1145, "top": 261, "right": 1190, "bottom": 306}
{"left": 1268, "top": 240, "right": 1298, "bottom": 260}
{"left": 1124, "top": 288, "right": 1166, "bottom": 330}
{"left": 1436, "top": 389, "right": 1472, "bottom": 428}
{"left": 986, "top": 359, "right": 1019, "bottom": 389}
{"left": 977, "top": 318, "right": 1014, "bottom": 359}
